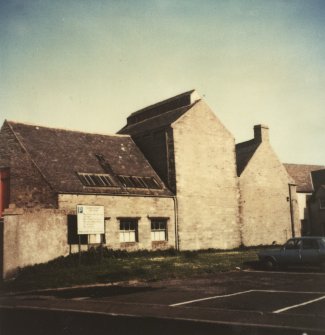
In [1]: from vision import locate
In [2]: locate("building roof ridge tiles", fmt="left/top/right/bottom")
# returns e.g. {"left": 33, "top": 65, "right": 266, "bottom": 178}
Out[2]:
{"left": 122, "top": 100, "right": 199, "bottom": 129}
{"left": 128, "top": 89, "right": 196, "bottom": 118}
{"left": 6, "top": 120, "right": 129, "bottom": 138}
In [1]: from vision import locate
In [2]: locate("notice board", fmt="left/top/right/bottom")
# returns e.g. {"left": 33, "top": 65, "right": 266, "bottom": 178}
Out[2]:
{"left": 77, "top": 205, "right": 105, "bottom": 235}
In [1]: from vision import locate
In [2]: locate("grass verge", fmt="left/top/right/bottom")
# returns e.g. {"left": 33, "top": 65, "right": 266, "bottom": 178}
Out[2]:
{"left": 1, "top": 247, "right": 261, "bottom": 292}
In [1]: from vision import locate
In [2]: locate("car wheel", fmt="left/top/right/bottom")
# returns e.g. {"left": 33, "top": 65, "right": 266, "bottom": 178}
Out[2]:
{"left": 263, "top": 258, "right": 276, "bottom": 270}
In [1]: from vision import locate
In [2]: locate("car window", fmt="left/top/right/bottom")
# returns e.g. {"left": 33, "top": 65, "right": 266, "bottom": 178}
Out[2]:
{"left": 302, "top": 239, "right": 319, "bottom": 250}
{"left": 285, "top": 239, "right": 300, "bottom": 250}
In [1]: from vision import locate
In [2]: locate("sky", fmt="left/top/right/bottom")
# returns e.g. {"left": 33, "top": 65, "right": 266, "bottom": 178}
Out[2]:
{"left": 1, "top": 0, "right": 324, "bottom": 165}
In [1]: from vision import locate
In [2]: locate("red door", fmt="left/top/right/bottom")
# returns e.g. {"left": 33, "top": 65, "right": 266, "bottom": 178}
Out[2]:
{"left": 0, "top": 169, "right": 10, "bottom": 217}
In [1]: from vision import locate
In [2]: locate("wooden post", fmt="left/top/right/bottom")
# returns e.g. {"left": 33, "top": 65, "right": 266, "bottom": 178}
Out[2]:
{"left": 78, "top": 235, "right": 81, "bottom": 266}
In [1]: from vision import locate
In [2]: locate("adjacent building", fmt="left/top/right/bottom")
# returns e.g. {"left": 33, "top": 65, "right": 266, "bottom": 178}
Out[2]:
{"left": 0, "top": 120, "right": 176, "bottom": 278}
{"left": 284, "top": 164, "right": 325, "bottom": 235}
{"left": 308, "top": 169, "right": 325, "bottom": 235}
{"left": 119, "top": 90, "right": 241, "bottom": 250}
{"left": 236, "top": 125, "right": 300, "bottom": 246}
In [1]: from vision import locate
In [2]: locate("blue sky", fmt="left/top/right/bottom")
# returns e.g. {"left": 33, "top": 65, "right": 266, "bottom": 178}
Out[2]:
{"left": 1, "top": 0, "right": 324, "bottom": 165}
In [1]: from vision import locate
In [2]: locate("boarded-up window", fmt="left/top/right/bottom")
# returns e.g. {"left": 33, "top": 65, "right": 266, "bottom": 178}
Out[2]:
{"left": 67, "top": 215, "right": 87, "bottom": 244}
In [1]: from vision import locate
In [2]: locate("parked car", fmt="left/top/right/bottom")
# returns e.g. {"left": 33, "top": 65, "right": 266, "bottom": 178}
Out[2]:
{"left": 258, "top": 237, "right": 325, "bottom": 271}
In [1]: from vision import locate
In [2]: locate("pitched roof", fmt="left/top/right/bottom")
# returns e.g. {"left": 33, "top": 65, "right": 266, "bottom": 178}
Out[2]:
{"left": 284, "top": 164, "right": 325, "bottom": 193}
{"left": 119, "top": 103, "right": 196, "bottom": 135}
{"left": 311, "top": 169, "right": 325, "bottom": 192}
{"left": 6, "top": 121, "right": 172, "bottom": 196}
{"left": 118, "top": 90, "right": 200, "bottom": 135}
{"left": 235, "top": 139, "right": 260, "bottom": 176}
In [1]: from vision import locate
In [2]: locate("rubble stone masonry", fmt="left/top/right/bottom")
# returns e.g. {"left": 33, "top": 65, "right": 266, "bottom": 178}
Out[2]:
{"left": 58, "top": 194, "right": 176, "bottom": 251}
{"left": 239, "top": 141, "right": 300, "bottom": 246}
{"left": 172, "top": 100, "right": 241, "bottom": 250}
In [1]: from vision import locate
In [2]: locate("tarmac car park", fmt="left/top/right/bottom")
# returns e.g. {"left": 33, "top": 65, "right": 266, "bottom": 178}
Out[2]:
{"left": 1, "top": 270, "right": 325, "bottom": 334}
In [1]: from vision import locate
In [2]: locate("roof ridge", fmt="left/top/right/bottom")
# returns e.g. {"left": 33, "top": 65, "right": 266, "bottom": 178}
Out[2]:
{"left": 283, "top": 163, "right": 325, "bottom": 168}
{"left": 120, "top": 101, "right": 199, "bottom": 131}
{"left": 129, "top": 89, "right": 196, "bottom": 117}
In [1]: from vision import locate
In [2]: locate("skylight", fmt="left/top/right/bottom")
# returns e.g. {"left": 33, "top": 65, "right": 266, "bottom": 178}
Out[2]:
{"left": 117, "top": 175, "right": 161, "bottom": 189}
{"left": 77, "top": 173, "right": 115, "bottom": 187}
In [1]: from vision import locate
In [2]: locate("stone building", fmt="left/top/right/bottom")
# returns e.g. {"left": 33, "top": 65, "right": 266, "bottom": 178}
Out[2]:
{"left": 236, "top": 125, "right": 300, "bottom": 246}
{"left": 0, "top": 120, "right": 176, "bottom": 278}
{"left": 308, "top": 169, "right": 325, "bottom": 235}
{"left": 284, "top": 164, "right": 325, "bottom": 235}
{"left": 0, "top": 90, "right": 302, "bottom": 278}
{"left": 119, "top": 90, "right": 241, "bottom": 250}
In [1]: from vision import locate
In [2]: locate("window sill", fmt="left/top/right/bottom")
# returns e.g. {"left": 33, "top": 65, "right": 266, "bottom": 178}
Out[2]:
{"left": 152, "top": 241, "right": 168, "bottom": 249}
{"left": 120, "top": 242, "right": 138, "bottom": 248}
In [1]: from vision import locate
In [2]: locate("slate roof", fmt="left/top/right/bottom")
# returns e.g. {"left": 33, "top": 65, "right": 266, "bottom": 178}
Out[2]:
{"left": 119, "top": 103, "right": 196, "bottom": 135}
{"left": 6, "top": 121, "right": 172, "bottom": 196}
{"left": 235, "top": 139, "right": 260, "bottom": 176}
{"left": 118, "top": 90, "right": 200, "bottom": 135}
{"left": 310, "top": 169, "right": 325, "bottom": 192}
{"left": 284, "top": 164, "right": 325, "bottom": 193}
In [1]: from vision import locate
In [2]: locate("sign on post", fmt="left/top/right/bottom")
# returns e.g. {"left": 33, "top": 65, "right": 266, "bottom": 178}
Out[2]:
{"left": 77, "top": 205, "right": 105, "bottom": 235}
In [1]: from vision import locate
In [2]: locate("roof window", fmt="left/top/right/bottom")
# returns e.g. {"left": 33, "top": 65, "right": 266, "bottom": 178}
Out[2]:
{"left": 77, "top": 173, "right": 115, "bottom": 187}
{"left": 117, "top": 175, "right": 161, "bottom": 189}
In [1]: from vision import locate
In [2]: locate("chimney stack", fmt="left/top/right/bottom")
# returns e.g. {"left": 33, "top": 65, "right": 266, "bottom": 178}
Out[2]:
{"left": 254, "top": 124, "right": 269, "bottom": 143}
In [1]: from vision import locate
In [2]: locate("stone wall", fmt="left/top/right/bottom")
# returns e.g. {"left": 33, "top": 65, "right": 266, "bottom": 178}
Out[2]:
{"left": 2, "top": 194, "right": 175, "bottom": 278}
{"left": 58, "top": 194, "right": 176, "bottom": 251}
{"left": 172, "top": 100, "right": 241, "bottom": 250}
{"left": 3, "top": 209, "right": 68, "bottom": 278}
{"left": 239, "top": 143, "right": 301, "bottom": 246}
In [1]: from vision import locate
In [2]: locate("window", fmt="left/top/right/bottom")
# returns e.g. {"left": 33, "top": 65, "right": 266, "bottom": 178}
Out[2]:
{"left": 320, "top": 198, "right": 325, "bottom": 209}
{"left": 77, "top": 173, "right": 115, "bottom": 187}
{"left": 119, "top": 219, "right": 138, "bottom": 243}
{"left": 67, "top": 215, "right": 87, "bottom": 244}
{"left": 67, "top": 215, "right": 105, "bottom": 244}
{"left": 151, "top": 219, "right": 167, "bottom": 241}
{"left": 117, "top": 175, "right": 160, "bottom": 189}
{"left": 284, "top": 239, "right": 300, "bottom": 250}
{"left": 302, "top": 239, "right": 319, "bottom": 250}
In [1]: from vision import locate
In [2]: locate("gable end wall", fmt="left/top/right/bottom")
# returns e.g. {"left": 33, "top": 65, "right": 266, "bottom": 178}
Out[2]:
{"left": 239, "top": 143, "right": 300, "bottom": 245}
{"left": 172, "top": 101, "right": 241, "bottom": 250}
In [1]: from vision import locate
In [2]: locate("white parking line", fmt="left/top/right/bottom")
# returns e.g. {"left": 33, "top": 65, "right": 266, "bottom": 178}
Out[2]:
{"left": 273, "top": 295, "right": 325, "bottom": 314}
{"left": 169, "top": 290, "right": 254, "bottom": 307}
{"left": 255, "top": 289, "right": 325, "bottom": 295}
{"left": 170, "top": 289, "right": 325, "bottom": 308}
